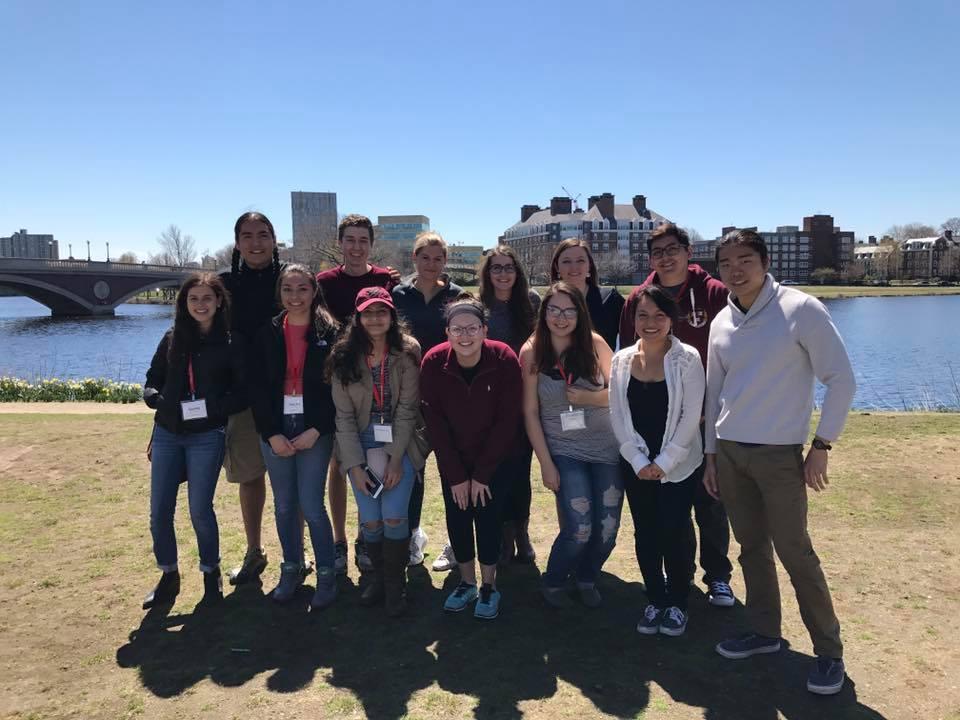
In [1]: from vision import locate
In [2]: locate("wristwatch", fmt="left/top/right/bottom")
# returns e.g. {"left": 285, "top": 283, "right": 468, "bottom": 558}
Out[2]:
{"left": 811, "top": 438, "right": 832, "bottom": 451}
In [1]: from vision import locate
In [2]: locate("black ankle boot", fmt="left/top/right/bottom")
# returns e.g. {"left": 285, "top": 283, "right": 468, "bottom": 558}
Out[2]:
{"left": 143, "top": 570, "right": 180, "bottom": 610}
{"left": 201, "top": 568, "right": 223, "bottom": 605}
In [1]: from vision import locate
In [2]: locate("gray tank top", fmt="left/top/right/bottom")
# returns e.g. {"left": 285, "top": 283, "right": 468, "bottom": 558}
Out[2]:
{"left": 537, "top": 370, "right": 620, "bottom": 464}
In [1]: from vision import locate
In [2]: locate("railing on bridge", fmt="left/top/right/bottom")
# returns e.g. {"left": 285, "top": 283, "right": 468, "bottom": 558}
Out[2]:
{"left": 0, "top": 257, "right": 192, "bottom": 274}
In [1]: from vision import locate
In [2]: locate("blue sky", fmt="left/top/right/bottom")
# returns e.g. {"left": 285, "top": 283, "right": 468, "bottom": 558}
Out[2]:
{"left": 2, "top": 0, "right": 957, "bottom": 260}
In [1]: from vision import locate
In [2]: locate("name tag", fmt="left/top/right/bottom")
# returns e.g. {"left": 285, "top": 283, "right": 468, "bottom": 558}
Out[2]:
{"left": 373, "top": 423, "right": 393, "bottom": 443}
{"left": 181, "top": 399, "right": 208, "bottom": 421}
{"left": 283, "top": 395, "right": 304, "bottom": 415}
{"left": 560, "top": 408, "right": 586, "bottom": 432}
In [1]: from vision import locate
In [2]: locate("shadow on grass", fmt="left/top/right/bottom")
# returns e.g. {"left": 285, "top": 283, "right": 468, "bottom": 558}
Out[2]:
{"left": 116, "top": 566, "right": 888, "bottom": 720}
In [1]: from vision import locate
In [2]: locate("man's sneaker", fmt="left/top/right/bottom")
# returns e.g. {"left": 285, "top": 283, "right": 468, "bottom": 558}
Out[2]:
{"left": 355, "top": 539, "right": 373, "bottom": 573}
{"left": 636, "top": 604, "right": 662, "bottom": 635}
{"left": 541, "top": 585, "right": 574, "bottom": 609}
{"left": 716, "top": 633, "right": 782, "bottom": 659}
{"left": 659, "top": 606, "right": 688, "bottom": 636}
{"left": 707, "top": 580, "right": 736, "bottom": 607}
{"left": 431, "top": 543, "right": 457, "bottom": 572}
{"left": 228, "top": 548, "right": 267, "bottom": 586}
{"left": 443, "top": 581, "right": 478, "bottom": 612}
{"left": 334, "top": 541, "right": 348, "bottom": 576}
{"left": 408, "top": 527, "right": 428, "bottom": 567}
{"left": 807, "top": 657, "right": 845, "bottom": 695}
{"left": 474, "top": 584, "right": 501, "bottom": 620}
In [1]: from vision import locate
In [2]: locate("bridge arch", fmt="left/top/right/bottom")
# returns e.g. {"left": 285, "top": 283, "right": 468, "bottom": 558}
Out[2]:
{"left": 0, "top": 274, "right": 101, "bottom": 315}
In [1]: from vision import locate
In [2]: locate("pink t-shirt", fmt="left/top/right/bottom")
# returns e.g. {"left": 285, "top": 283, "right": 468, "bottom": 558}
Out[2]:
{"left": 283, "top": 318, "right": 309, "bottom": 395}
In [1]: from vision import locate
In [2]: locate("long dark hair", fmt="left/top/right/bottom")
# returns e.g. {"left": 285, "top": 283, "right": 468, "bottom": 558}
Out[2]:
{"left": 328, "top": 304, "right": 416, "bottom": 385}
{"left": 169, "top": 273, "right": 231, "bottom": 361}
{"left": 479, "top": 245, "right": 535, "bottom": 339}
{"left": 550, "top": 237, "right": 598, "bottom": 287}
{"left": 276, "top": 264, "right": 337, "bottom": 339}
{"left": 531, "top": 282, "right": 599, "bottom": 383}
{"left": 232, "top": 211, "right": 281, "bottom": 276}
{"left": 635, "top": 285, "right": 679, "bottom": 332}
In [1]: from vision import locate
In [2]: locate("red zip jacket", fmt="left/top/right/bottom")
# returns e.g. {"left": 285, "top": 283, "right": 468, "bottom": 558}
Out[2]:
{"left": 420, "top": 339, "right": 522, "bottom": 488}
{"left": 618, "top": 263, "right": 728, "bottom": 367}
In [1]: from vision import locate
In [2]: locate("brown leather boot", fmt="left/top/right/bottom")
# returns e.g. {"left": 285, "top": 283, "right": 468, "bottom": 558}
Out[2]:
{"left": 359, "top": 540, "right": 384, "bottom": 606}
{"left": 382, "top": 538, "right": 409, "bottom": 617}
{"left": 514, "top": 518, "right": 536, "bottom": 564}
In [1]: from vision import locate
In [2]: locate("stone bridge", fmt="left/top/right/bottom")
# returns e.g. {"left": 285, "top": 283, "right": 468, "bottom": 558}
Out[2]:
{"left": 0, "top": 258, "right": 196, "bottom": 316}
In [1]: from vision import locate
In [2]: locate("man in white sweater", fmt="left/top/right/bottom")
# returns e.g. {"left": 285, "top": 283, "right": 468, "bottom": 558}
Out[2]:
{"left": 702, "top": 229, "right": 855, "bottom": 696}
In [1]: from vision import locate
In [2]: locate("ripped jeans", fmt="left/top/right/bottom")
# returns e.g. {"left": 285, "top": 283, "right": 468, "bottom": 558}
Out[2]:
{"left": 543, "top": 456, "right": 624, "bottom": 589}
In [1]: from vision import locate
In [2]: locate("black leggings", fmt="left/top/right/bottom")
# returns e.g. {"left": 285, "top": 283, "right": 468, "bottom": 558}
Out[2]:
{"left": 407, "top": 473, "right": 424, "bottom": 531}
{"left": 623, "top": 461, "right": 696, "bottom": 610}
{"left": 441, "top": 463, "right": 507, "bottom": 566}
{"left": 498, "top": 445, "right": 533, "bottom": 525}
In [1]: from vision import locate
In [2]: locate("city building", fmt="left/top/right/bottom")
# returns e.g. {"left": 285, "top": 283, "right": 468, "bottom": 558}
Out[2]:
{"left": 374, "top": 215, "right": 430, "bottom": 248}
{"left": 711, "top": 215, "right": 854, "bottom": 283}
{"left": 500, "top": 193, "right": 668, "bottom": 282}
{"left": 291, "top": 191, "right": 338, "bottom": 254}
{"left": 0, "top": 229, "right": 59, "bottom": 259}
{"left": 447, "top": 244, "right": 485, "bottom": 270}
{"left": 900, "top": 230, "right": 959, "bottom": 279}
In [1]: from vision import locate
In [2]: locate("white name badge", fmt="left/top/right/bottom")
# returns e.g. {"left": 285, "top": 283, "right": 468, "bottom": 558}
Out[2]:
{"left": 181, "top": 399, "right": 208, "bottom": 421}
{"left": 373, "top": 423, "right": 394, "bottom": 443}
{"left": 560, "top": 408, "right": 586, "bottom": 432}
{"left": 283, "top": 395, "right": 304, "bottom": 415}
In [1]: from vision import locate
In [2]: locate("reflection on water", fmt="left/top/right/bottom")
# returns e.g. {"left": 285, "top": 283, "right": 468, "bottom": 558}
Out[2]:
{"left": 1, "top": 294, "right": 958, "bottom": 409}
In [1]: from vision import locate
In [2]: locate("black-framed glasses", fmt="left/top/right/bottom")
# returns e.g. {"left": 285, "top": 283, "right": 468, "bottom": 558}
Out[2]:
{"left": 489, "top": 264, "right": 517, "bottom": 275}
{"left": 650, "top": 244, "right": 685, "bottom": 260}
{"left": 546, "top": 305, "right": 578, "bottom": 320}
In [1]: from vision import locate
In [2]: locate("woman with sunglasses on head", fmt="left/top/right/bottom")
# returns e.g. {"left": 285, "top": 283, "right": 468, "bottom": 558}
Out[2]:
{"left": 142, "top": 273, "right": 245, "bottom": 610}
{"left": 478, "top": 246, "right": 541, "bottom": 566}
{"left": 550, "top": 238, "right": 624, "bottom": 351}
{"left": 519, "top": 282, "right": 623, "bottom": 609}
{"left": 420, "top": 296, "right": 523, "bottom": 619}
{"left": 609, "top": 286, "right": 705, "bottom": 637}
{"left": 251, "top": 265, "right": 340, "bottom": 609}
{"left": 329, "top": 287, "right": 428, "bottom": 617}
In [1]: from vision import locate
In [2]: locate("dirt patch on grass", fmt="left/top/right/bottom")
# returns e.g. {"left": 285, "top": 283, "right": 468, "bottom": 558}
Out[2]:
{"left": 0, "top": 413, "right": 958, "bottom": 719}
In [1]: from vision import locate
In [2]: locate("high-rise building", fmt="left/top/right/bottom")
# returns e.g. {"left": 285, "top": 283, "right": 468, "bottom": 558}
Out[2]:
{"left": 375, "top": 215, "right": 430, "bottom": 248}
{"left": 291, "top": 191, "right": 338, "bottom": 252}
{"left": 0, "top": 229, "right": 59, "bottom": 259}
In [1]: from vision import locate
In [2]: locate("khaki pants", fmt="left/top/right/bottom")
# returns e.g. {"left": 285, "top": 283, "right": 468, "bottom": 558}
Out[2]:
{"left": 717, "top": 440, "right": 843, "bottom": 658}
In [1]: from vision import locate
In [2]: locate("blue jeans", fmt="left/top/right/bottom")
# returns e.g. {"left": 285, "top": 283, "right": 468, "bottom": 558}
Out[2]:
{"left": 260, "top": 415, "right": 336, "bottom": 569}
{"left": 149, "top": 423, "right": 225, "bottom": 573}
{"left": 543, "top": 456, "right": 624, "bottom": 588}
{"left": 351, "top": 426, "right": 416, "bottom": 542}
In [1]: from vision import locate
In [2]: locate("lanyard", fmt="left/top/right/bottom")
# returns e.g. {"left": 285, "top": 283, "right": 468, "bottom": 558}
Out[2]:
{"left": 283, "top": 315, "right": 306, "bottom": 395}
{"left": 367, "top": 351, "right": 387, "bottom": 420}
{"left": 187, "top": 355, "right": 196, "bottom": 400}
{"left": 555, "top": 361, "right": 574, "bottom": 411}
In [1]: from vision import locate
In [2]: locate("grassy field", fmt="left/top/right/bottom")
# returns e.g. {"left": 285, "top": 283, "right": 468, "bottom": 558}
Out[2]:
{"left": 1, "top": 411, "right": 958, "bottom": 720}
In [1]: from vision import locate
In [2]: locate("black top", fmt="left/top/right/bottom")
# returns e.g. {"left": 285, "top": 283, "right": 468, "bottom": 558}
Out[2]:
{"left": 220, "top": 262, "right": 286, "bottom": 368}
{"left": 586, "top": 285, "right": 625, "bottom": 351}
{"left": 144, "top": 328, "right": 247, "bottom": 434}
{"left": 251, "top": 312, "right": 338, "bottom": 442}
{"left": 459, "top": 362, "right": 481, "bottom": 385}
{"left": 392, "top": 275, "right": 463, "bottom": 353}
{"left": 627, "top": 376, "right": 668, "bottom": 458}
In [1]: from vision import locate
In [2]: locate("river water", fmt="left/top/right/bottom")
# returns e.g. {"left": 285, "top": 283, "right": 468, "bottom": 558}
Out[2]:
{"left": 0, "top": 295, "right": 958, "bottom": 410}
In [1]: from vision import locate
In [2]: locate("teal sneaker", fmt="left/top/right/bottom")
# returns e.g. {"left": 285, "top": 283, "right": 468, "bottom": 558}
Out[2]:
{"left": 443, "top": 582, "right": 478, "bottom": 612}
{"left": 474, "top": 584, "right": 501, "bottom": 620}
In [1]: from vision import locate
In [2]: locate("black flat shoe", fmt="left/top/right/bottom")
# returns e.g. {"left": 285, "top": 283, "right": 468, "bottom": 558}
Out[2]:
{"left": 143, "top": 570, "right": 180, "bottom": 610}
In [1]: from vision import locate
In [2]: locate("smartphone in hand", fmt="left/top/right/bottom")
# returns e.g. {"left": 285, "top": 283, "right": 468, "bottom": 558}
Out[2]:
{"left": 363, "top": 464, "right": 384, "bottom": 499}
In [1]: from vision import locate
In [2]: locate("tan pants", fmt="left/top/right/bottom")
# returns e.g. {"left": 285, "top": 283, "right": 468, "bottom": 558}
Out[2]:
{"left": 717, "top": 440, "right": 843, "bottom": 658}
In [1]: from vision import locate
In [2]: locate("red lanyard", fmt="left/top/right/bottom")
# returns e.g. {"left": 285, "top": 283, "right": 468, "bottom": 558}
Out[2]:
{"left": 367, "top": 352, "right": 387, "bottom": 416}
{"left": 283, "top": 316, "right": 306, "bottom": 395}
{"left": 555, "top": 361, "right": 574, "bottom": 387}
{"left": 187, "top": 356, "right": 197, "bottom": 399}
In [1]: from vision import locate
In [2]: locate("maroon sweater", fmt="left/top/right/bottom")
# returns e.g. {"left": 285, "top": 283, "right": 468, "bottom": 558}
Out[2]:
{"left": 316, "top": 264, "right": 397, "bottom": 324}
{"left": 420, "top": 340, "right": 522, "bottom": 488}
{"left": 618, "top": 263, "right": 728, "bottom": 367}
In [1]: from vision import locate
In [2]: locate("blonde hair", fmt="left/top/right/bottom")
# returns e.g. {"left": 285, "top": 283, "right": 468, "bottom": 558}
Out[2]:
{"left": 413, "top": 230, "right": 447, "bottom": 257}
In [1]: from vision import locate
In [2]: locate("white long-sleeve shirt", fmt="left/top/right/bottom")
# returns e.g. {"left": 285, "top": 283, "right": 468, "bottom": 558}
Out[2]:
{"left": 704, "top": 275, "right": 855, "bottom": 453}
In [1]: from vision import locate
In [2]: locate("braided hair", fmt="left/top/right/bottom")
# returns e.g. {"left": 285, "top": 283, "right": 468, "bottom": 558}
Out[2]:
{"left": 232, "top": 212, "right": 280, "bottom": 276}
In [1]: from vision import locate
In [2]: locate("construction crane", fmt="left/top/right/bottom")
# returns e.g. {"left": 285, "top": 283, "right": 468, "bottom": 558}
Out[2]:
{"left": 561, "top": 186, "right": 581, "bottom": 212}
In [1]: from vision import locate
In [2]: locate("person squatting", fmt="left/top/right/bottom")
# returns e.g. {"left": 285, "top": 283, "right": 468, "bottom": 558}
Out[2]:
{"left": 141, "top": 214, "right": 855, "bottom": 697}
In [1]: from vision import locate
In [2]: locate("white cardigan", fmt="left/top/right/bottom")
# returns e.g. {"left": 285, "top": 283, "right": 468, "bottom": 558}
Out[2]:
{"left": 609, "top": 336, "right": 705, "bottom": 484}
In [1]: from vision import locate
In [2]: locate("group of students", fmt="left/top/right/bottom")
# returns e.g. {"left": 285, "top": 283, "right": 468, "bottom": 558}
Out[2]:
{"left": 141, "top": 212, "right": 856, "bottom": 696}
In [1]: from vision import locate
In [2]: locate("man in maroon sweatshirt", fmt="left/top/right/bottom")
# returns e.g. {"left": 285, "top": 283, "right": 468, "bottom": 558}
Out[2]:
{"left": 618, "top": 223, "right": 736, "bottom": 608}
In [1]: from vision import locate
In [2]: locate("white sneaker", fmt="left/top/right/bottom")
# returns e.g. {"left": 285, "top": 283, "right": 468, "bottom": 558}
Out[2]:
{"left": 431, "top": 542, "right": 456, "bottom": 572}
{"left": 408, "top": 527, "right": 428, "bottom": 567}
